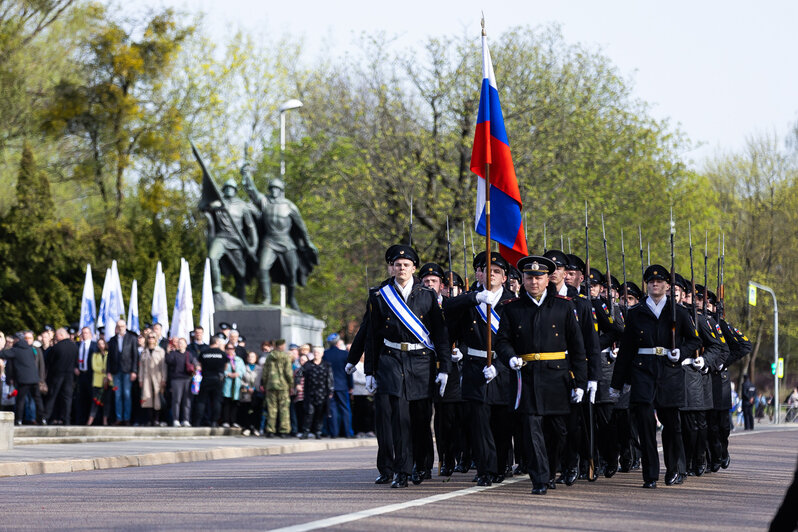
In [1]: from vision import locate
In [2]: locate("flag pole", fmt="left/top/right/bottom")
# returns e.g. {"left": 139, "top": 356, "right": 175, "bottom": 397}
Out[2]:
{"left": 482, "top": 17, "right": 493, "bottom": 368}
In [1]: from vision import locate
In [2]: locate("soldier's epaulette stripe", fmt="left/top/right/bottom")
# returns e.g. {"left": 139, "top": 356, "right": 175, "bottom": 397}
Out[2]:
{"left": 498, "top": 297, "right": 519, "bottom": 306}
{"left": 555, "top": 295, "right": 572, "bottom": 301}
{"left": 578, "top": 293, "right": 587, "bottom": 299}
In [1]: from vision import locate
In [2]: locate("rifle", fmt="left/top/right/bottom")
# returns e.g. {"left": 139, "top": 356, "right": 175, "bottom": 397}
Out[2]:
{"left": 718, "top": 233, "right": 725, "bottom": 319}
{"left": 689, "top": 222, "right": 697, "bottom": 326}
{"left": 703, "top": 231, "right": 709, "bottom": 316}
{"left": 543, "top": 222, "right": 548, "bottom": 253}
{"left": 190, "top": 139, "right": 256, "bottom": 262}
{"left": 582, "top": 201, "right": 595, "bottom": 480}
{"left": 462, "top": 221, "right": 470, "bottom": 289}
{"left": 446, "top": 217, "right": 454, "bottom": 296}
{"left": 470, "top": 226, "right": 476, "bottom": 259}
{"left": 621, "top": 228, "right": 628, "bottom": 312}
{"left": 365, "top": 265, "right": 369, "bottom": 295}
{"left": 409, "top": 197, "right": 414, "bottom": 246}
{"left": 568, "top": 236, "right": 572, "bottom": 254}
{"left": 670, "top": 208, "right": 676, "bottom": 351}
{"left": 524, "top": 212, "right": 528, "bottom": 248}
{"left": 560, "top": 234, "right": 564, "bottom": 251}
{"left": 601, "top": 214, "right": 614, "bottom": 321}
{"left": 638, "top": 226, "right": 644, "bottom": 294}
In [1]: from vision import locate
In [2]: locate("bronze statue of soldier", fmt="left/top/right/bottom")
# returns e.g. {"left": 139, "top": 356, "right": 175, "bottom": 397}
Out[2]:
{"left": 241, "top": 164, "right": 317, "bottom": 311}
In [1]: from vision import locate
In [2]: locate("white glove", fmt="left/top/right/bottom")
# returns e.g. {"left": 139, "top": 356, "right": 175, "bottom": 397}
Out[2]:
{"left": 435, "top": 373, "right": 448, "bottom": 397}
{"left": 365, "top": 375, "right": 377, "bottom": 394}
{"left": 586, "top": 381, "right": 598, "bottom": 404}
{"left": 623, "top": 383, "right": 631, "bottom": 394}
{"left": 483, "top": 365, "right": 498, "bottom": 383}
{"left": 691, "top": 356, "right": 705, "bottom": 370}
{"left": 475, "top": 290, "right": 492, "bottom": 305}
{"left": 570, "top": 388, "right": 584, "bottom": 403}
{"left": 718, "top": 363, "right": 724, "bottom": 371}
{"left": 509, "top": 357, "right": 524, "bottom": 370}
{"left": 608, "top": 387, "right": 621, "bottom": 400}
{"left": 611, "top": 347, "right": 619, "bottom": 359}
{"left": 667, "top": 348, "right": 681, "bottom": 363}
{"left": 344, "top": 362, "right": 356, "bottom": 375}
{"left": 451, "top": 348, "right": 463, "bottom": 362}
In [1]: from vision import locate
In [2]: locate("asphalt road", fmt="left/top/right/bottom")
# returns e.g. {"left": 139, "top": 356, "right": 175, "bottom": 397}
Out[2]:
{"left": 0, "top": 426, "right": 795, "bottom": 531}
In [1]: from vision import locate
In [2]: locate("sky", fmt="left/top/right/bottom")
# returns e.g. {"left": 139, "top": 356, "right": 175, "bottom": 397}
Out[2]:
{"left": 133, "top": 0, "right": 798, "bottom": 167}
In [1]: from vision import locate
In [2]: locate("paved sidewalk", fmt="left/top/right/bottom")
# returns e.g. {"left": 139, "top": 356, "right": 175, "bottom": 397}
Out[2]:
{"left": 0, "top": 431, "right": 376, "bottom": 478}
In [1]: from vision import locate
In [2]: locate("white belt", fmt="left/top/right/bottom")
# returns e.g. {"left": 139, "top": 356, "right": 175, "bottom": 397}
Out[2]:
{"left": 384, "top": 339, "right": 426, "bottom": 352}
{"left": 638, "top": 347, "right": 671, "bottom": 356}
{"left": 467, "top": 348, "right": 491, "bottom": 359}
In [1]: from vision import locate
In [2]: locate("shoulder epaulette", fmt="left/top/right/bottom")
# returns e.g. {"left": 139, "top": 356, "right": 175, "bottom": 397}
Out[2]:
{"left": 497, "top": 297, "right": 519, "bottom": 306}
{"left": 578, "top": 293, "right": 587, "bottom": 299}
{"left": 555, "top": 294, "right": 572, "bottom": 301}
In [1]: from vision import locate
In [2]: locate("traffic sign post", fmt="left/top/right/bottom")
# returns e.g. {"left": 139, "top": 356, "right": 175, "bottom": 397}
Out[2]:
{"left": 749, "top": 281, "right": 779, "bottom": 423}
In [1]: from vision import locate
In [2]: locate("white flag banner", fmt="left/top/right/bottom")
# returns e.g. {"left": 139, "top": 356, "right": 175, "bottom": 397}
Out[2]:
{"left": 127, "top": 279, "right": 140, "bottom": 334}
{"left": 96, "top": 268, "right": 111, "bottom": 331}
{"left": 151, "top": 261, "right": 169, "bottom": 339}
{"left": 79, "top": 264, "right": 96, "bottom": 337}
{"left": 105, "top": 260, "right": 126, "bottom": 342}
{"left": 170, "top": 258, "right": 194, "bottom": 341}
{"left": 199, "top": 257, "right": 214, "bottom": 344}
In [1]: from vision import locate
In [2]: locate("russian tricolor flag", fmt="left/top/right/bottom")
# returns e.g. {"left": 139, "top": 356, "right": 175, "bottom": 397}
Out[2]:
{"left": 470, "top": 33, "right": 528, "bottom": 267}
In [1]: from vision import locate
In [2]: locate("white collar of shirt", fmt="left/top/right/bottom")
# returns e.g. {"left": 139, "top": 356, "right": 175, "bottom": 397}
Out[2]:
{"left": 395, "top": 278, "right": 413, "bottom": 302}
{"left": 646, "top": 295, "right": 667, "bottom": 319}
{"left": 558, "top": 283, "right": 568, "bottom": 297}
{"left": 526, "top": 289, "right": 547, "bottom": 307}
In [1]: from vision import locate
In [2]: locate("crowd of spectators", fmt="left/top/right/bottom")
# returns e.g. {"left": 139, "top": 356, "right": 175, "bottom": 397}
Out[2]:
{"left": 0, "top": 322, "right": 375, "bottom": 439}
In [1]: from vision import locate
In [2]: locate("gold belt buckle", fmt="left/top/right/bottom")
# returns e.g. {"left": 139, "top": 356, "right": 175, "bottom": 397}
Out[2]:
{"left": 534, "top": 353, "right": 541, "bottom": 361}
{"left": 401, "top": 342, "right": 409, "bottom": 352}
{"left": 655, "top": 347, "right": 663, "bottom": 356}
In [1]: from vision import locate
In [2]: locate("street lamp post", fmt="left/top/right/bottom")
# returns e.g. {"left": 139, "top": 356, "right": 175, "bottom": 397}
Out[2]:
{"left": 278, "top": 99, "right": 303, "bottom": 308}
{"left": 748, "top": 281, "right": 779, "bottom": 423}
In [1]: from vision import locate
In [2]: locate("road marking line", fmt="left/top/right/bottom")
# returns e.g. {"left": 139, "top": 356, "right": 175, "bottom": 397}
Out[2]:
{"left": 267, "top": 476, "right": 527, "bottom": 532}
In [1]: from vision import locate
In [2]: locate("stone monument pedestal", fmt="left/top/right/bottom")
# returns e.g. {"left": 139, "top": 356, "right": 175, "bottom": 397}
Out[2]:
{"left": 213, "top": 294, "right": 325, "bottom": 348}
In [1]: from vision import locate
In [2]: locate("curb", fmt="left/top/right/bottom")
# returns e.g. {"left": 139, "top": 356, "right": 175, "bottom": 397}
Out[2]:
{"left": 0, "top": 438, "right": 377, "bottom": 478}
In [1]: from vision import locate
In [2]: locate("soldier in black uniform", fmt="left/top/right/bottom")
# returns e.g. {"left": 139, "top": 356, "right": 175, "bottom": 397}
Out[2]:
{"left": 544, "top": 251, "right": 600, "bottom": 485}
{"left": 366, "top": 245, "right": 452, "bottom": 488}
{"left": 674, "top": 274, "right": 727, "bottom": 477}
{"left": 495, "top": 255, "right": 587, "bottom": 495}
{"left": 696, "top": 286, "right": 751, "bottom": 470}
{"left": 610, "top": 265, "right": 702, "bottom": 489}
{"left": 445, "top": 252, "right": 514, "bottom": 486}
{"left": 417, "top": 262, "right": 452, "bottom": 483}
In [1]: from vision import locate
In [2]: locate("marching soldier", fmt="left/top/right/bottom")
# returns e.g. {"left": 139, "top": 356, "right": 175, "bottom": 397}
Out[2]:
{"left": 697, "top": 286, "right": 752, "bottom": 470}
{"left": 674, "top": 274, "right": 727, "bottom": 477}
{"left": 544, "top": 250, "right": 600, "bottom": 485}
{"left": 444, "top": 252, "right": 514, "bottom": 486}
{"left": 495, "top": 255, "right": 587, "bottom": 495}
{"left": 366, "top": 245, "right": 452, "bottom": 488}
{"left": 610, "top": 265, "right": 702, "bottom": 489}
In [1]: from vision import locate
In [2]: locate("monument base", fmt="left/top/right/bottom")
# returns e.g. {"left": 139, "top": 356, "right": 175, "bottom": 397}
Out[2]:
{"left": 213, "top": 294, "right": 325, "bottom": 348}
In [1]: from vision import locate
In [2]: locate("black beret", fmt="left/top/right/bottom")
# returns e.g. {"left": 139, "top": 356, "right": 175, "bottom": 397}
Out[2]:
{"left": 543, "top": 249, "right": 568, "bottom": 269}
{"left": 386, "top": 244, "right": 419, "bottom": 266}
{"left": 517, "top": 255, "right": 556, "bottom": 276}
{"left": 644, "top": 264, "right": 670, "bottom": 282}
{"left": 419, "top": 262, "right": 445, "bottom": 280}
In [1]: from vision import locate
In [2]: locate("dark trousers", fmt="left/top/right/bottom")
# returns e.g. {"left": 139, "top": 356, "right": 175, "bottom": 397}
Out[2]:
{"left": 743, "top": 402, "right": 755, "bottom": 430}
{"left": 681, "top": 410, "right": 708, "bottom": 470}
{"left": 294, "top": 400, "right": 305, "bottom": 432}
{"left": 613, "top": 407, "right": 640, "bottom": 467}
{"left": 595, "top": 403, "right": 618, "bottom": 468}
{"left": 410, "top": 398, "right": 433, "bottom": 472}
{"left": 303, "top": 400, "right": 326, "bottom": 434}
{"left": 707, "top": 409, "right": 731, "bottom": 464}
{"left": 491, "top": 404, "right": 513, "bottom": 474}
{"left": 352, "top": 395, "right": 374, "bottom": 434}
{"left": 521, "top": 413, "right": 565, "bottom": 486}
{"left": 88, "top": 387, "right": 111, "bottom": 422}
{"left": 633, "top": 403, "right": 684, "bottom": 482}
{"left": 45, "top": 372, "right": 73, "bottom": 423}
{"left": 468, "top": 401, "right": 497, "bottom": 476}
{"left": 434, "top": 401, "right": 462, "bottom": 471}
{"left": 14, "top": 383, "right": 44, "bottom": 424}
{"left": 387, "top": 394, "right": 413, "bottom": 475}
{"left": 221, "top": 397, "right": 237, "bottom": 425}
{"left": 374, "top": 393, "right": 394, "bottom": 476}
{"left": 563, "top": 402, "right": 588, "bottom": 471}
{"left": 170, "top": 378, "right": 192, "bottom": 423}
{"left": 195, "top": 379, "right": 222, "bottom": 426}
{"left": 72, "top": 371, "right": 92, "bottom": 425}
